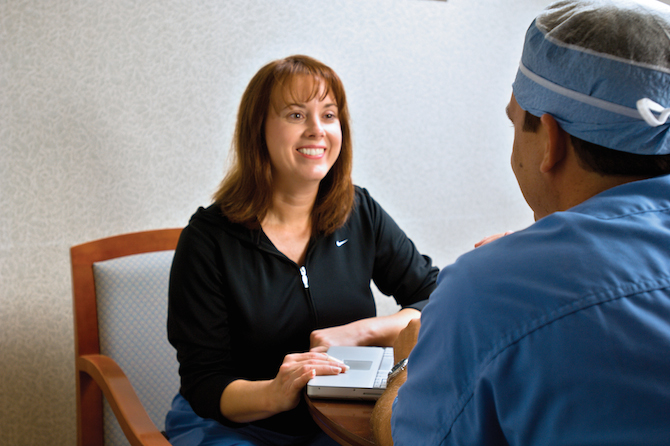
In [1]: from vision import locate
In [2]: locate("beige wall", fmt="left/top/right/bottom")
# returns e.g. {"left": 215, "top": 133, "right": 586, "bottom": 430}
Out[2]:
{"left": 0, "top": 0, "right": 555, "bottom": 443}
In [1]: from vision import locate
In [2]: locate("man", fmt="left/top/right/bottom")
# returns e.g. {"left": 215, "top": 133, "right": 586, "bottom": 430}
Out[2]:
{"left": 372, "top": 0, "right": 670, "bottom": 444}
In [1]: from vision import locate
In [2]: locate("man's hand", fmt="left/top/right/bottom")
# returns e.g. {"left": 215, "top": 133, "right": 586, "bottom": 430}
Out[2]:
{"left": 474, "top": 231, "right": 514, "bottom": 248}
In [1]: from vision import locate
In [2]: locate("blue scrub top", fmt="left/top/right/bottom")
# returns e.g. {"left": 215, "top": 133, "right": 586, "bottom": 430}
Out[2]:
{"left": 392, "top": 174, "right": 670, "bottom": 445}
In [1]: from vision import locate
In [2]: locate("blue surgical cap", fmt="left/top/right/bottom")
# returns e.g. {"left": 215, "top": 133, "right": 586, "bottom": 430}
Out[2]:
{"left": 512, "top": 0, "right": 670, "bottom": 155}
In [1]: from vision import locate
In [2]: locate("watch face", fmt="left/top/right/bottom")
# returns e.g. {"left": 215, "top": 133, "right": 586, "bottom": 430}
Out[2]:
{"left": 388, "top": 358, "right": 408, "bottom": 381}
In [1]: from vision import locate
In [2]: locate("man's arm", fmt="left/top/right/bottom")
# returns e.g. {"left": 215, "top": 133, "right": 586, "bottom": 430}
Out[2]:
{"left": 371, "top": 369, "right": 406, "bottom": 446}
{"left": 371, "top": 319, "right": 421, "bottom": 446}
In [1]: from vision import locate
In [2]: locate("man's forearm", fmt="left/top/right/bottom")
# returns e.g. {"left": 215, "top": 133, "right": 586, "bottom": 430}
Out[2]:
{"left": 371, "top": 370, "right": 407, "bottom": 446}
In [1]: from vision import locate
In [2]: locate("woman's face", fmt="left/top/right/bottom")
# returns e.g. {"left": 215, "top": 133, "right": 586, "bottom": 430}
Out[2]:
{"left": 264, "top": 76, "right": 342, "bottom": 191}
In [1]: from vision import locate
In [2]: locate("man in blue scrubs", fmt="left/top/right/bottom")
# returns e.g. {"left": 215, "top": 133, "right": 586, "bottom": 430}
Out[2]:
{"left": 372, "top": 1, "right": 670, "bottom": 444}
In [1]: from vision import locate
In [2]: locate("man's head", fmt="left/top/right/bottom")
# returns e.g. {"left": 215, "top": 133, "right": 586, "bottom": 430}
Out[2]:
{"left": 508, "top": 0, "right": 670, "bottom": 219}
{"left": 513, "top": 0, "right": 670, "bottom": 155}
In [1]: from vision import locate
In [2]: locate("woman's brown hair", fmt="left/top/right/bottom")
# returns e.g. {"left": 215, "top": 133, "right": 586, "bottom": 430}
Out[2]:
{"left": 213, "top": 55, "right": 354, "bottom": 235}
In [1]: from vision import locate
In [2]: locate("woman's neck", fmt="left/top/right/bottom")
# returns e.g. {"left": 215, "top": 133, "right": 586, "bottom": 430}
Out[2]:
{"left": 260, "top": 188, "right": 317, "bottom": 265}
{"left": 265, "top": 187, "right": 316, "bottom": 226}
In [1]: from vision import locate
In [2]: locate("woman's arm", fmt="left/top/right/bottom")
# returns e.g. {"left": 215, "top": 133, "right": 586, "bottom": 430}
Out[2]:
{"left": 307, "top": 190, "right": 436, "bottom": 352}
{"left": 309, "top": 307, "right": 420, "bottom": 351}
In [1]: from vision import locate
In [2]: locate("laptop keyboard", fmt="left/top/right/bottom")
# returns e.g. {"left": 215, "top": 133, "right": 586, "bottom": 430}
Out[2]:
{"left": 373, "top": 371, "right": 387, "bottom": 389}
{"left": 373, "top": 347, "right": 395, "bottom": 389}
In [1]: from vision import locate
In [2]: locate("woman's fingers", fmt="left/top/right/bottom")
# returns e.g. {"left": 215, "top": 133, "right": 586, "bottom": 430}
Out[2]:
{"left": 284, "top": 352, "right": 347, "bottom": 369}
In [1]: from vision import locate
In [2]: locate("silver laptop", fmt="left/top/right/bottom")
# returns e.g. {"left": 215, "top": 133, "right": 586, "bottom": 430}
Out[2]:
{"left": 306, "top": 346, "right": 394, "bottom": 400}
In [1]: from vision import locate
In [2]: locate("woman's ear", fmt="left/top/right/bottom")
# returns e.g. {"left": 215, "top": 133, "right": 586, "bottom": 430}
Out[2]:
{"left": 539, "top": 113, "right": 568, "bottom": 173}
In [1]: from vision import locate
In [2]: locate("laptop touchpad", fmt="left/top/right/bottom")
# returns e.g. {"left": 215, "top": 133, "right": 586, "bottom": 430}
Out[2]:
{"left": 344, "top": 360, "right": 372, "bottom": 370}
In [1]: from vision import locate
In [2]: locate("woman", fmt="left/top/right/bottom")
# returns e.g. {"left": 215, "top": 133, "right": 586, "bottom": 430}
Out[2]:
{"left": 166, "top": 55, "right": 438, "bottom": 445}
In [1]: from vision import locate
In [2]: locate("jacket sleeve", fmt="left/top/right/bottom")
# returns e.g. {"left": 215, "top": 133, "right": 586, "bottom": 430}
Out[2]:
{"left": 167, "top": 220, "right": 241, "bottom": 425}
{"left": 359, "top": 188, "right": 439, "bottom": 310}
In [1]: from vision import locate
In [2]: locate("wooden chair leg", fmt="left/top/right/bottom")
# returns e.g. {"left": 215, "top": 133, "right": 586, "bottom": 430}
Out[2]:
{"left": 77, "top": 370, "right": 104, "bottom": 446}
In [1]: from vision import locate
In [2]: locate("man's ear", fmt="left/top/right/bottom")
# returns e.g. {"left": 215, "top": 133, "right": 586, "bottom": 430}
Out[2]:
{"left": 539, "top": 113, "right": 568, "bottom": 173}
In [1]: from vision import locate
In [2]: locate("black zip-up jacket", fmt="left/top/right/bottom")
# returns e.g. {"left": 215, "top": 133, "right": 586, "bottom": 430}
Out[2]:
{"left": 167, "top": 186, "right": 439, "bottom": 436}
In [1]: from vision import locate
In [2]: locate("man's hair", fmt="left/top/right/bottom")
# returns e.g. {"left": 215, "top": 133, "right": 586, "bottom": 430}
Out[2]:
{"left": 213, "top": 55, "right": 355, "bottom": 235}
{"left": 523, "top": 112, "right": 670, "bottom": 177}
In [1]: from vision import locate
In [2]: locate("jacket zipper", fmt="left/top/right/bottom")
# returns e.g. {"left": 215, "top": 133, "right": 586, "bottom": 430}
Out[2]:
{"left": 299, "top": 264, "right": 319, "bottom": 327}
{"left": 300, "top": 266, "right": 309, "bottom": 288}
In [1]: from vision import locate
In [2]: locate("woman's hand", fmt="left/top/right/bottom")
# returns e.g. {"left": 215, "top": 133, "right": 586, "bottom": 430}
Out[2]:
{"left": 309, "top": 322, "right": 366, "bottom": 352}
{"left": 269, "top": 352, "right": 347, "bottom": 412}
{"left": 220, "top": 352, "right": 346, "bottom": 423}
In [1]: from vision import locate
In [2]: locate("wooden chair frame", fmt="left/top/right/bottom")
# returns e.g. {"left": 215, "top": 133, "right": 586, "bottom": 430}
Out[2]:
{"left": 71, "top": 228, "right": 182, "bottom": 446}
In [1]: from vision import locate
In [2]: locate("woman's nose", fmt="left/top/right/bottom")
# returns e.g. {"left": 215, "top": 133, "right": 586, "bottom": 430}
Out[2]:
{"left": 305, "top": 117, "right": 325, "bottom": 137}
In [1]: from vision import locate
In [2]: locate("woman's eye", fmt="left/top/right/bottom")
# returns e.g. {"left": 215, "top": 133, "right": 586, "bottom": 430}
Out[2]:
{"left": 324, "top": 112, "right": 337, "bottom": 120}
{"left": 289, "top": 112, "right": 303, "bottom": 120}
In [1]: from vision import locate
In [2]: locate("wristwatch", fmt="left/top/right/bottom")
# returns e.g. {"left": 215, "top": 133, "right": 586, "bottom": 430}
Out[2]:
{"left": 387, "top": 357, "right": 408, "bottom": 383}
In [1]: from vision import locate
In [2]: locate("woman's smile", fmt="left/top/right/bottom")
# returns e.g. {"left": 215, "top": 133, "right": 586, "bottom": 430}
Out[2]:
{"left": 297, "top": 147, "right": 326, "bottom": 157}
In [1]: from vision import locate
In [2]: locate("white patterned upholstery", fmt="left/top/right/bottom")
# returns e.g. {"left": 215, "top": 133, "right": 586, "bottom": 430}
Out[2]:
{"left": 93, "top": 250, "right": 179, "bottom": 446}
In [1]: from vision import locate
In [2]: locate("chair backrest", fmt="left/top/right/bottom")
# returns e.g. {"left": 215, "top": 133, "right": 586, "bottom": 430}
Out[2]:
{"left": 71, "top": 228, "right": 182, "bottom": 446}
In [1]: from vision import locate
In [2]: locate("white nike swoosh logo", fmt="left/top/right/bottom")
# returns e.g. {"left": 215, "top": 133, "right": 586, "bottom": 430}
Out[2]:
{"left": 336, "top": 239, "right": 348, "bottom": 247}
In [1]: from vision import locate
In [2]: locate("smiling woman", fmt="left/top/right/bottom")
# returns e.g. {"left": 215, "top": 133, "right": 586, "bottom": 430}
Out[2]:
{"left": 262, "top": 76, "right": 344, "bottom": 265}
{"left": 164, "top": 55, "right": 439, "bottom": 446}
{"left": 214, "top": 55, "right": 354, "bottom": 236}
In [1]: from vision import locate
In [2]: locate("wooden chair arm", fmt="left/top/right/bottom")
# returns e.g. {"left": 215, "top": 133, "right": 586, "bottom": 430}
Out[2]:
{"left": 77, "top": 355, "right": 172, "bottom": 446}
